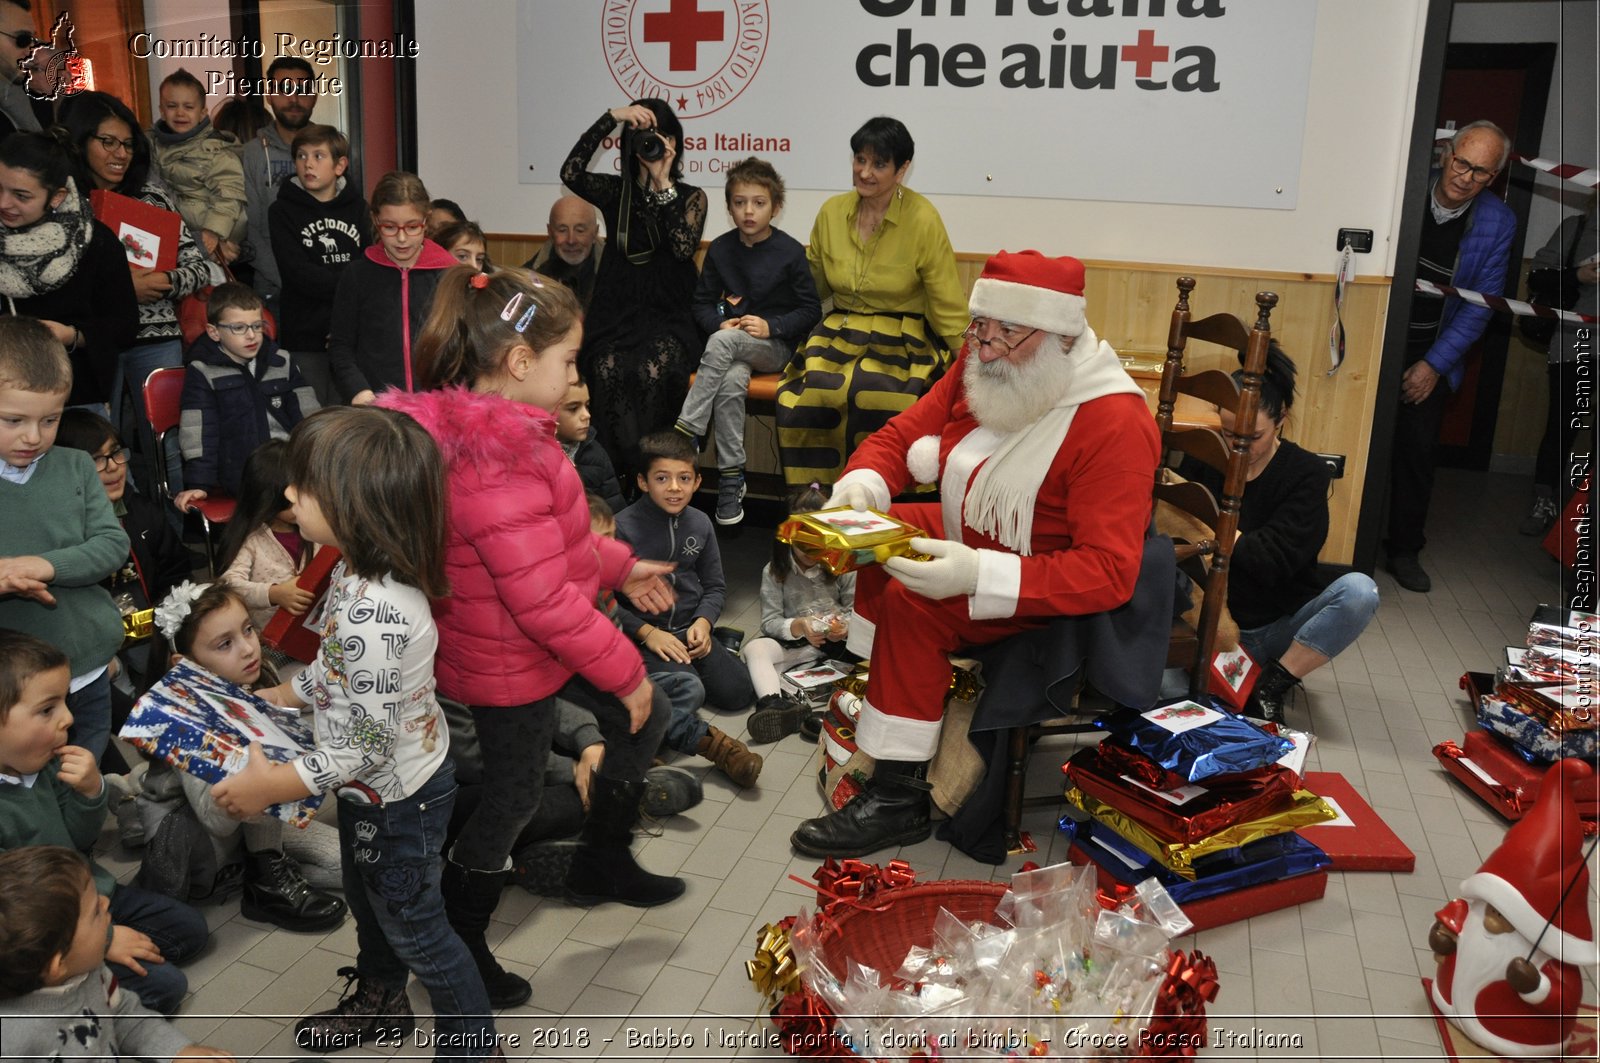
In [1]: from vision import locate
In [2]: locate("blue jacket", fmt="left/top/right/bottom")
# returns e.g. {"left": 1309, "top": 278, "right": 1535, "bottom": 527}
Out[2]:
{"left": 613, "top": 498, "right": 726, "bottom": 637}
{"left": 179, "top": 334, "right": 319, "bottom": 495}
{"left": 1425, "top": 182, "right": 1518, "bottom": 391}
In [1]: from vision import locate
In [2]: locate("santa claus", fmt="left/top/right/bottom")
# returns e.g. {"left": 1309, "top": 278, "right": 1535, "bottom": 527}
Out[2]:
{"left": 1428, "top": 758, "right": 1598, "bottom": 1059}
{"left": 791, "top": 250, "right": 1160, "bottom": 858}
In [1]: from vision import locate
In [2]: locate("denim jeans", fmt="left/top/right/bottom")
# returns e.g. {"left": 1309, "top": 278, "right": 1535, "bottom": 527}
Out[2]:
{"left": 67, "top": 669, "right": 113, "bottom": 763}
{"left": 338, "top": 761, "right": 496, "bottom": 1061}
{"left": 108, "top": 883, "right": 210, "bottom": 1015}
{"left": 651, "top": 640, "right": 756, "bottom": 753}
{"left": 678, "top": 328, "right": 792, "bottom": 469}
{"left": 1238, "top": 572, "right": 1381, "bottom": 664}
{"left": 112, "top": 339, "right": 185, "bottom": 503}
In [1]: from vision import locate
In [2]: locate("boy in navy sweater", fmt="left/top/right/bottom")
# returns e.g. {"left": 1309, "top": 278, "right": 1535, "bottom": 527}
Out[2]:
{"left": 175, "top": 284, "right": 318, "bottom": 507}
{"left": 674, "top": 158, "right": 820, "bottom": 526}
{"left": 614, "top": 433, "right": 761, "bottom": 787}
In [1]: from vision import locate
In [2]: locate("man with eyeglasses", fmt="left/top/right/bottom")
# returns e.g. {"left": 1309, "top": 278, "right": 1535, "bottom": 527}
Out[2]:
{"left": 1385, "top": 120, "right": 1517, "bottom": 594}
{"left": 0, "top": 1, "right": 50, "bottom": 139}
{"left": 788, "top": 250, "right": 1160, "bottom": 859}
{"left": 240, "top": 56, "right": 320, "bottom": 319}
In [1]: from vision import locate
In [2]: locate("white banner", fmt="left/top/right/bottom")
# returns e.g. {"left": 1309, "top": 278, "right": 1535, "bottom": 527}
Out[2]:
{"left": 518, "top": 0, "right": 1317, "bottom": 209}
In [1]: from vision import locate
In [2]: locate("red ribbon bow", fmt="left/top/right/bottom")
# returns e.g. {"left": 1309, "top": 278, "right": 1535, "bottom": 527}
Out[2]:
{"left": 797, "top": 857, "right": 917, "bottom": 917}
{"left": 1138, "top": 949, "right": 1219, "bottom": 1059}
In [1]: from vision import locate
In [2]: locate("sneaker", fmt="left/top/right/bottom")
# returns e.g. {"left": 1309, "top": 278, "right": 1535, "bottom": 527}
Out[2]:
{"left": 747, "top": 693, "right": 809, "bottom": 744}
{"left": 106, "top": 774, "right": 144, "bottom": 849}
{"left": 640, "top": 764, "right": 703, "bottom": 817}
{"left": 295, "top": 966, "right": 414, "bottom": 1053}
{"left": 510, "top": 840, "right": 579, "bottom": 896}
{"left": 716, "top": 470, "right": 746, "bottom": 525}
{"left": 1519, "top": 493, "right": 1559, "bottom": 536}
{"left": 1386, "top": 552, "right": 1431, "bottom": 593}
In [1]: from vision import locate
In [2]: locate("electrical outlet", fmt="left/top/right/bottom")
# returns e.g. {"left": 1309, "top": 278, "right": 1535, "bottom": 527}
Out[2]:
{"left": 1317, "top": 452, "right": 1346, "bottom": 479}
{"left": 1336, "top": 228, "right": 1373, "bottom": 253}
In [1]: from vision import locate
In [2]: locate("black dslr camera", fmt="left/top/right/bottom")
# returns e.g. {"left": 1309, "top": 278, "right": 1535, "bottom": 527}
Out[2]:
{"left": 624, "top": 125, "right": 666, "bottom": 163}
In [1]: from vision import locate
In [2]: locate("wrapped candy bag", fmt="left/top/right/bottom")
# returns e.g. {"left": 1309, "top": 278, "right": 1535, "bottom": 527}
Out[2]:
{"left": 1095, "top": 700, "right": 1294, "bottom": 783}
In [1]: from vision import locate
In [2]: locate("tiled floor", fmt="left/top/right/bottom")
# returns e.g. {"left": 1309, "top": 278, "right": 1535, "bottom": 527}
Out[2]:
{"left": 96, "top": 468, "right": 1599, "bottom": 1061}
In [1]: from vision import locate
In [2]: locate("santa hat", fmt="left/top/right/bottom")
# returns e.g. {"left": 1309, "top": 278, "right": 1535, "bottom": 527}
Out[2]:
{"left": 1461, "top": 758, "right": 1597, "bottom": 961}
{"left": 967, "top": 250, "right": 1087, "bottom": 338}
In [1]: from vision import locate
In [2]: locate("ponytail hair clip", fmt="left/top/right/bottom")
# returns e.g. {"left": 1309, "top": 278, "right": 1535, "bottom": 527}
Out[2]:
{"left": 469, "top": 272, "right": 491, "bottom": 290}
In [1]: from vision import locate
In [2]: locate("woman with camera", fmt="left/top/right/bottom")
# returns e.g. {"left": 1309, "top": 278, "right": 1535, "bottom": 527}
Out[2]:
{"left": 561, "top": 100, "right": 707, "bottom": 486}
{"left": 775, "top": 115, "right": 966, "bottom": 488}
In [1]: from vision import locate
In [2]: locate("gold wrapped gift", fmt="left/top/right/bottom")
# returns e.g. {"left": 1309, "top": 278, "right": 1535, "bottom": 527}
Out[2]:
{"left": 777, "top": 507, "right": 927, "bottom": 575}
{"left": 122, "top": 607, "right": 155, "bottom": 642}
{"left": 1065, "top": 787, "right": 1338, "bottom": 879}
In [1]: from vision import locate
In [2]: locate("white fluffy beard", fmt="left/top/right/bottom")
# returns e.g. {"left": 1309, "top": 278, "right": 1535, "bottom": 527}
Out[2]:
{"left": 962, "top": 333, "right": 1077, "bottom": 434}
{"left": 1440, "top": 900, "right": 1529, "bottom": 1014}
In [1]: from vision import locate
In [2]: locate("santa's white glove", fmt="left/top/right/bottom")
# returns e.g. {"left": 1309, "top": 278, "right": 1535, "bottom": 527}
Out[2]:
{"left": 832, "top": 481, "right": 875, "bottom": 512}
{"left": 883, "top": 537, "right": 980, "bottom": 600}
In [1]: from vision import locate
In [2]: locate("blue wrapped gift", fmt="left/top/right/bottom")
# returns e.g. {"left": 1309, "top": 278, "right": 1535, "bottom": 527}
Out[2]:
{"left": 1475, "top": 696, "right": 1598, "bottom": 764}
{"left": 1061, "top": 816, "right": 1329, "bottom": 905}
{"left": 1095, "top": 700, "right": 1293, "bottom": 783}
{"left": 121, "top": 660, "right": 324, "bottom": 828}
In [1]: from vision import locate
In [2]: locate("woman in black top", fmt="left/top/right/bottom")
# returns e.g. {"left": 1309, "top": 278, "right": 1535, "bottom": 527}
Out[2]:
{"left": 561, "top": 99, "right": 707, "bottom": 486}
{"left": 1181, "top": 344, "right": 1379, "bottom": 723}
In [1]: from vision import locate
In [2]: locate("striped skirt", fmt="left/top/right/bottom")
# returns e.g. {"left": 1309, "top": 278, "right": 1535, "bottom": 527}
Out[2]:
{"left": 775, "top": 309, "right": 951, "bottom": 487}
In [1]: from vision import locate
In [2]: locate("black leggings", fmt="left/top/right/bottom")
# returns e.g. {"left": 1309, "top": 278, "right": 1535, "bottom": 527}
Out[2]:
{"left": 448, "top": 678, "right": 672, "bottom": 874}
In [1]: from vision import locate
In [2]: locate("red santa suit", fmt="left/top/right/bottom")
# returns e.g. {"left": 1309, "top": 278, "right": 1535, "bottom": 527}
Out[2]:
{"left": 1430, "top": 759, "right": 1597, "bottom": 1059}
{"left": 831, "top": 322, "right": 1159, "bottom": 761}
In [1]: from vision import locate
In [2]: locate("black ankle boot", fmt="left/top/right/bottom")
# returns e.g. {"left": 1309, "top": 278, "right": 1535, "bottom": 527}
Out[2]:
{"left": 1246, "top": 659, "right": 1300, "bottom": 725}
{"left": 566, "top": 776, "right": 685, "bottom": 908}
{"left": 241, "top": 849, "right": 347, "bottom": 932}
{"left": 441, "top": 857, "right": 532, "bottom": 1008}
{"left": 295, "top": 966, "right": 414, "bottom": 1053}
{"left": 790, "top": 759, "right": 932, "bottom": 858}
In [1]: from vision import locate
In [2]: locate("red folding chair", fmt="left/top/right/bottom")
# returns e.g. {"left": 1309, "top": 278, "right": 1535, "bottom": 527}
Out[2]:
{"left": 142, "top": 367, "right": 235, "bottom": 575}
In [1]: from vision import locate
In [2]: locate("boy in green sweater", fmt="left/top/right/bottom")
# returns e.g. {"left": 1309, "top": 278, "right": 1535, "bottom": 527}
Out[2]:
{"left": 0, "top": 317, "right": 129, "bottom": 762}
{"left": 0, "top": 846, "right": 232, "bottom": 1061}
{"left": 0, "top": 630, "right": 208, "bottom": 1016}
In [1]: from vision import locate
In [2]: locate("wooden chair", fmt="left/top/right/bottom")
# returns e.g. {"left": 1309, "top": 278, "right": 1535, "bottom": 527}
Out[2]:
{"left": 994, "top": 278, "right": 1279, "bottom": 852}
{"left": 142, "top": 367, "right": 236, "bottom": 575}
{"left": 1156, "top": 278, "right": 1278, "bottom": 695}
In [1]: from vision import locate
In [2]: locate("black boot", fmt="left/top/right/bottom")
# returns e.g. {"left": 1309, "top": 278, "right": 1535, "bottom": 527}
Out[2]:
{"left": 294, "top": 966, "right": 413, "bottom": 1054}
{"left": 241, "top": 849, "right": 347, "bottom": 932}
{"left": 1245, "top": 659, "right": 1300, "bottom": 725}
{"left": 510, "top": 840, "right": 578, "bottom": 897}
{"left": 441, "top": 857, "right": 532, "bottom": 1008}
{"left": 565, "top": 776, "right": 686, "bottom": 908}
{"left": 790, "top": 759, "right": 932, "bottom": 858}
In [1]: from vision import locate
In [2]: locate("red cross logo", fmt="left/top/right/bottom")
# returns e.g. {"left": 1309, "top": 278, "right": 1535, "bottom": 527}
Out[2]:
{"left": 1121, "top": 29, "right": 1169, "bottom": 79}
{"left": 643, "top": 0, "right": 724, "bottom": 72}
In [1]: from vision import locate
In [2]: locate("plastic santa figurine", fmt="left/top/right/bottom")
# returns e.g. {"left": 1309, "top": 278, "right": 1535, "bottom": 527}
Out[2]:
{"left": 1428, "top": 758, "right": 1597, "bottom": 1058}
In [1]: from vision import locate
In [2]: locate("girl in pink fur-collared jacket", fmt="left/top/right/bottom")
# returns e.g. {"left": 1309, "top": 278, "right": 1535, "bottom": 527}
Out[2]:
{"left": 379, "top": 265, "right": 684, "bottom": 1011}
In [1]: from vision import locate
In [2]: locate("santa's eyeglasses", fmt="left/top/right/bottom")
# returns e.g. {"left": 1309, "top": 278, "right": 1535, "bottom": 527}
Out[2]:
{"left": 965, "top": 318, "right": 1039, "bottom": 355}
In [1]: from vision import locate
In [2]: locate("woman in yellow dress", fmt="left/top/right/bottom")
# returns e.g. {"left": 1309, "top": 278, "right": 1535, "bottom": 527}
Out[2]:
{"left": 777, "top": 117, "right": 967, "bottom": 487}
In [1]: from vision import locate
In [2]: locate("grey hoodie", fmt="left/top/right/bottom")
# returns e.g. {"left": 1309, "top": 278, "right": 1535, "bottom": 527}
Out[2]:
{"left": 0, "top": 966, "right": 193, "bottom": 1062}
{"left": 239, "top": 123, "right": 295, "bottom": 302}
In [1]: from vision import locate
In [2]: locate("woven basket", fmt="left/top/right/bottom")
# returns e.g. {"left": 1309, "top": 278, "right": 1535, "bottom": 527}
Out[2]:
{"left": 814, "top": 879, "right": 1008, "bottom": 978}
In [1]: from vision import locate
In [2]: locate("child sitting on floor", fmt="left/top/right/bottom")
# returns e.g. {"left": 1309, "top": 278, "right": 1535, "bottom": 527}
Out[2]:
{"left": 0, "top": 845, "right": 234, "bottom": 1061}
{"left": 615, "top": 431, "right": 761, "bottom": 787}
{"left": 134, "top": 581, "right": 345, "bottom": 931}
{"left": 743, "top": 484, "right": 858, "bottom": 744}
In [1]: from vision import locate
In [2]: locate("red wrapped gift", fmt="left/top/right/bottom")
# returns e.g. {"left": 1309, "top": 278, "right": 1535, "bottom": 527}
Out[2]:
{"left": 1434, "top": 731, "right": 1600, "bottom": 823}
{"left": 1063, "top": 745, "right": 1299, "bottom": 844}
{"left": 1066, "top": 842, "right": 1327, "bottom": 933}
{"left": 90, "top": 188, "right": 181, "bottom": 270}
{"left": 1295, "top": 771, "right": 1415, "bottom": 872}
{"left": 260, "top": 547, "right": 341, "bottom": 663}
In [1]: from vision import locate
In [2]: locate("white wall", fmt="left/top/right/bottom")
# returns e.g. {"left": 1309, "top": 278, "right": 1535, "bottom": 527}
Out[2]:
{"left": 1449, "top": 0, "right": 1598, "bottom": 241}
{"left": 418, "top": 0, "right": 1428, "bottom": 277}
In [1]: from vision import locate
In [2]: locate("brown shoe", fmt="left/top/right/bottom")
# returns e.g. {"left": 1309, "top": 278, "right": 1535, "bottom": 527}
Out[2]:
{"left": 697, "top": 726, "right": 762, "bottom": 787}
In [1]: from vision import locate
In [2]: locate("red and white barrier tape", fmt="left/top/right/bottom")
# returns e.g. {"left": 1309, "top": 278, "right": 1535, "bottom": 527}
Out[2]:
{"left": 1433, "top": 128, "right": 1598, "bottom": 187}
{"left": 1414, "top": 279, "right": 1597, "bottom": 324}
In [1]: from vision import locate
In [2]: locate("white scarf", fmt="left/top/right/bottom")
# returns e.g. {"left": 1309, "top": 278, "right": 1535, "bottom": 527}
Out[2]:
{"left": 958, "top": 326, "right": 1144, "bottom": 554}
